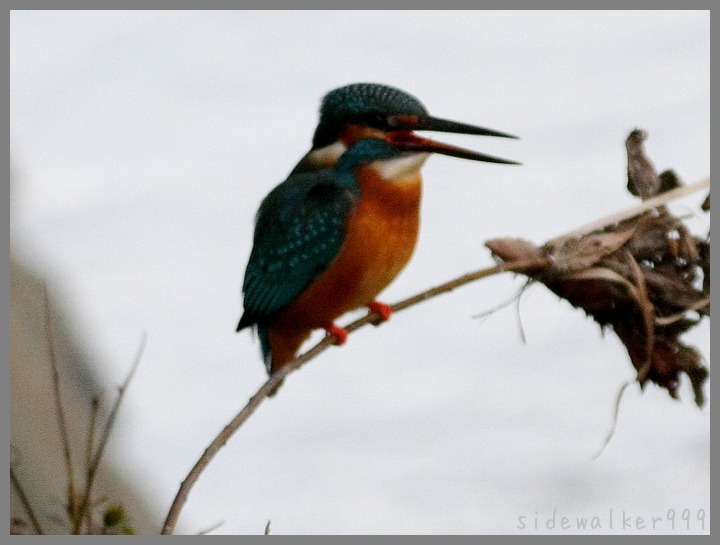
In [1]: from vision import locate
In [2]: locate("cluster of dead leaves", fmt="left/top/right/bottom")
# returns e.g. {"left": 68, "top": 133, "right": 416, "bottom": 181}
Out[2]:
{"left": 487, "top": 129, "right": 709, "bottom": 407}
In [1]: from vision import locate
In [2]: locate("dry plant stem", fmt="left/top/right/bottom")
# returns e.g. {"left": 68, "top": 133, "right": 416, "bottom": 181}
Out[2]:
{"left": 160, "top": 256, "right": 546, "bottom": 535}
{"left": 83, "top": 397, "right": 100, "bottom": 532}
{"left": 197, "top": 521, "right": 224, "bottom": 535}
{"left": 655, "top": 297, "right": 711, "bottom": 326}
{"left": 624, "top": 250, "right": 655, "bottom": 385}
{"left": 43, "top": 286, "right": 78, "bottom": 523}
{"left": 161, "top": 176, "right": 710, "bottom": 535}
{"left": 547, "top": 178, "right": 710, "bottom": 245}
{"left": 593, "top": 381, "right": 633, "bottom": 460}
{"left": 10, "top": 466, "right": 45, "bottom": 534}
{"left": 72, "top": 333, "right": 147, "bottom": 534}
{"left": 86, "top": 399, "right": 99, "bottom": 477}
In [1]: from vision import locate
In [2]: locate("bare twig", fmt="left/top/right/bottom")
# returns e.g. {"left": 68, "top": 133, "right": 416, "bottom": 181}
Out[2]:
{"left": 592, "top": 381, "right": 633, "bottom": 460}
{"left": 72, "top": 332, "right": 147, "bottom": 534}
{"left": 43, "top": 286, "right": 78, "bottom": 524}
{"left": 86, "top": 398, "right": 100, "bottom": 478}
{"left": 264, "top": 520, "right": 271, "bottom": 535}
{"left": 10, "top": 466, "right": 45, "bottom": 534}
{"left": 472, "top": 278, "right": 532, "bottom": 343}
{"left": 197, "top": 520, "right": 224, "bottom": 535}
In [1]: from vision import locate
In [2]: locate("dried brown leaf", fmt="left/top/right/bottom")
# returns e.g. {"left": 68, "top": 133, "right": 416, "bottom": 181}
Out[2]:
{"left": 486, "top": 129, "right": 709, "bottom": 406}
{"left": 547, "top": 229, "right": 637, "bottom": 272}
{"left": 626, "top": 129, "right": 661, "bottom": 199}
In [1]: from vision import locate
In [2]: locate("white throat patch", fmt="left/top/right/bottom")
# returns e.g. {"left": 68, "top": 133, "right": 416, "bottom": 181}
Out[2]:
{"left": 373, "top": 152, "right": 430, "bottom": 182}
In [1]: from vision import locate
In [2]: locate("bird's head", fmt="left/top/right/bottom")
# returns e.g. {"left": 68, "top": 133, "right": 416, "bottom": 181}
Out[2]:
{"left": 305, "top": 83, "right": 519, "bottom": 170}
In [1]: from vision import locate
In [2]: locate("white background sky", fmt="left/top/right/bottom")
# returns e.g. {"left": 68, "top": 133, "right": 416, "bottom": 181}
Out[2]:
{"left": 10, "top": 11, "right": 710, "bottom": 535}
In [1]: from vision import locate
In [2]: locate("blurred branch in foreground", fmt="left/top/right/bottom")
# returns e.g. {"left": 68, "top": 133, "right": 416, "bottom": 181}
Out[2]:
{"left": 10, "top": 262, "right": 150, "bottom": 534}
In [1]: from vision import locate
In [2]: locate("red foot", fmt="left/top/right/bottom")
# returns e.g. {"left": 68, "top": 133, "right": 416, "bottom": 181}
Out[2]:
{"left": 368, "top": 301, "right": 393, "bottom": 325}
{"left": 324, "top": 323, "right": 348, "bottom": 345}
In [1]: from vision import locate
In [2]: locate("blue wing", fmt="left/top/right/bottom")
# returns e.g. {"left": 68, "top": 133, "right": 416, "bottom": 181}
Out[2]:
{"left": 237, "top": 169, "right": 359, "bottom": 330}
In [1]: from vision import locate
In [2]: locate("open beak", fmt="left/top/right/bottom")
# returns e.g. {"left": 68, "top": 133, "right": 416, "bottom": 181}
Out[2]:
{"left": 385, "top": 130, "right": 520, "bottom": 165}
{"left": 390, "top": 113, "right": 518, "bottom": 140}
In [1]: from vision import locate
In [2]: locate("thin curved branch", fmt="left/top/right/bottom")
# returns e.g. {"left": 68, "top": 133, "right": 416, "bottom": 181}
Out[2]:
{"left": 160, "top": 256, "right": 545, "bottom": 535}
{"left": 73, "top": 332, "right": 147, "bottom": 534}
{"left": 10, "top": 466, "right": 45, "bottom": 534}
{"left": 161, "top": 176, "right": 709, "bottom": 534}
{"left": 43, "top": 286, "right": 78, "bottom": 523}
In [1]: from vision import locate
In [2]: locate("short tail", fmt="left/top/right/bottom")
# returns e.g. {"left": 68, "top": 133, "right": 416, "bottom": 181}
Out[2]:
{"left": 236, "top": 310, "right": 255, "bottom": 332}
{"left": 258, "top": 324, "right": 311, "bottom": 375}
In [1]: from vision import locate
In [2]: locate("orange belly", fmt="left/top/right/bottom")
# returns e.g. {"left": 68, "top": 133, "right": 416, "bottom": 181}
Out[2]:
{"left": 268, "top": 172, "right": 422, "bottom": 367}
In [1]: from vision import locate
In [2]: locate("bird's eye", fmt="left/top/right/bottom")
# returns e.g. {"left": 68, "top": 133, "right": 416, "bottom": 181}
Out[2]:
{"left": 365, "top": 112, "right": 388, "bottom": 128}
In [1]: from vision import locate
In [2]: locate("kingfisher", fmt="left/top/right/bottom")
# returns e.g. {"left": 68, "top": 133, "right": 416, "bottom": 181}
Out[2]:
{"left": 237, "top": 83, "right": 518, "bottom": 375}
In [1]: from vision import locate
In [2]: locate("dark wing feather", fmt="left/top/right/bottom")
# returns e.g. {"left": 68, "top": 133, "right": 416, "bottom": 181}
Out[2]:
{"left": 238, "top": 170, "right": 359, "bottom": 328}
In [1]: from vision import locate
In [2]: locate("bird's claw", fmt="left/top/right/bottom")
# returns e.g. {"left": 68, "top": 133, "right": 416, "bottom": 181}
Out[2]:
{"left": 324, "top": 323, "right": 348, "bottom": 345}
{"left": 368, "top": 301, "right": 393, "bottom": 325}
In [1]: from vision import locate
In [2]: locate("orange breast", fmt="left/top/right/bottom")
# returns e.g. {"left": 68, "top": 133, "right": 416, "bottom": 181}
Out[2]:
{"left": 273, "top": 169, "right": 422, "bottom": 330}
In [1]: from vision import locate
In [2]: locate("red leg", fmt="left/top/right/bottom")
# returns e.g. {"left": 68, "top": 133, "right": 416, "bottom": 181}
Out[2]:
{"left": 368, "top": 301, "right": 393, "bottom": 324}
{"left": 324, "top": 323, "right": 348, "bottom": 345}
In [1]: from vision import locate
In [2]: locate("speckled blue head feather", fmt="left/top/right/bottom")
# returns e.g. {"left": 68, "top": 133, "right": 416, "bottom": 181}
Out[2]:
{"left": 312, "top": 83, "right": 428, "bottom": 148}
